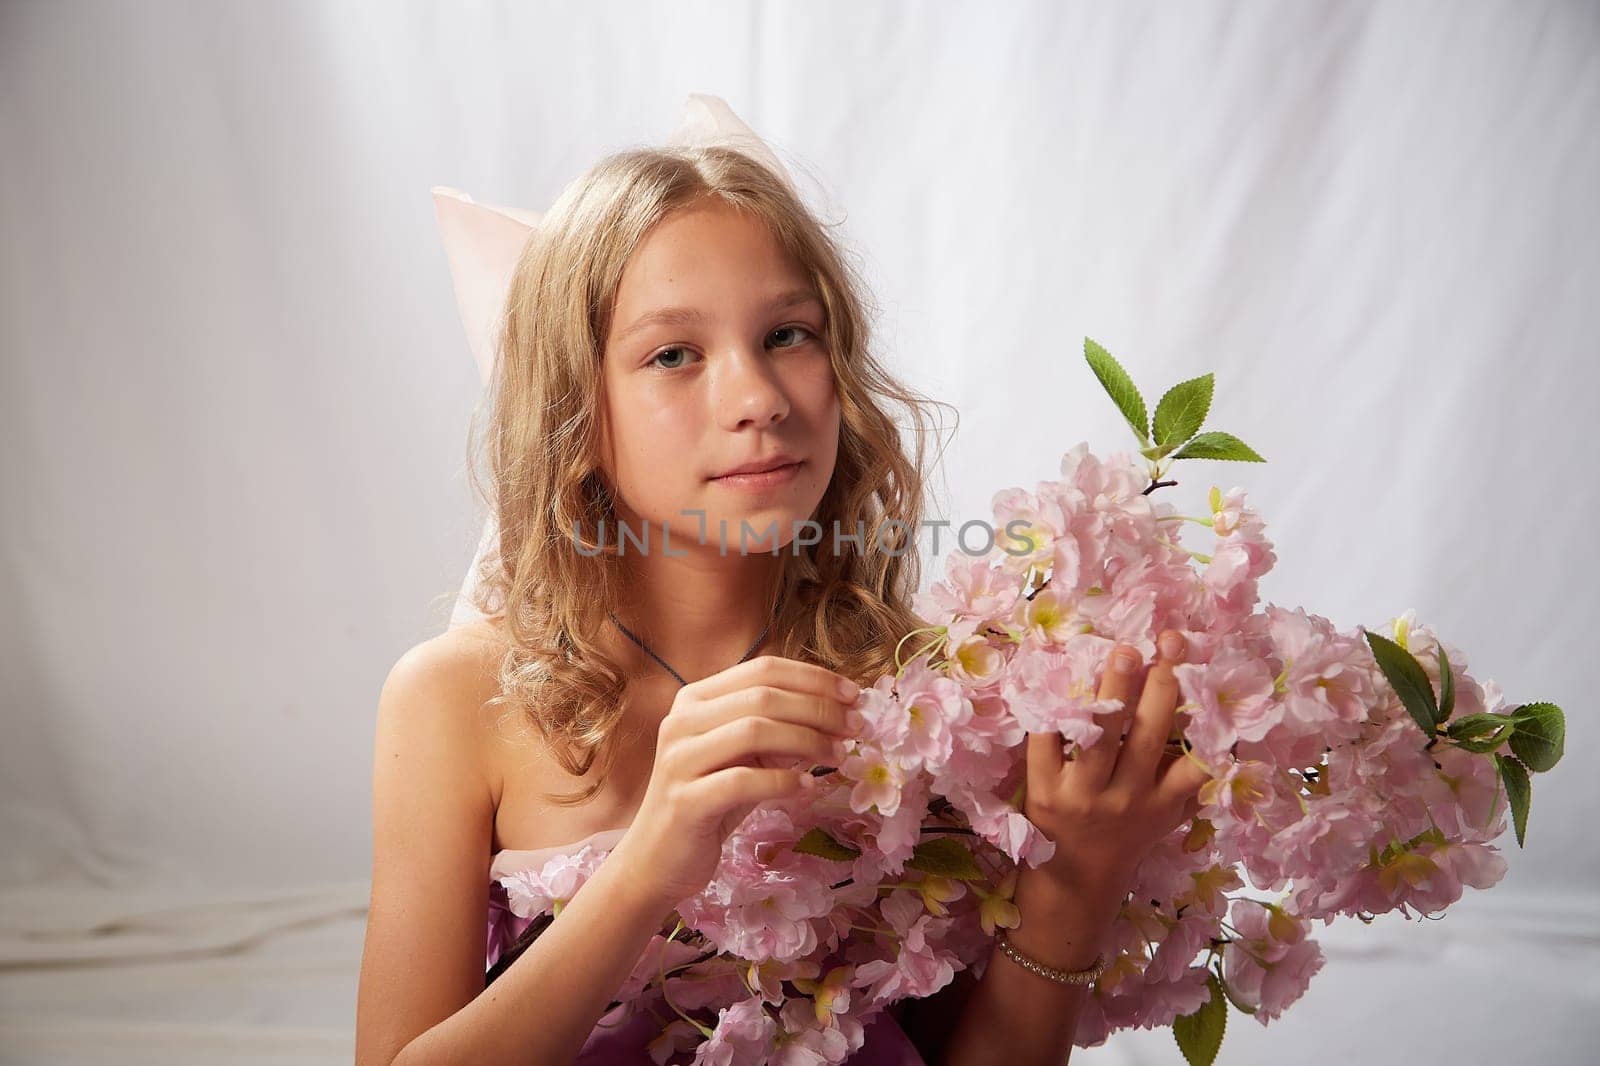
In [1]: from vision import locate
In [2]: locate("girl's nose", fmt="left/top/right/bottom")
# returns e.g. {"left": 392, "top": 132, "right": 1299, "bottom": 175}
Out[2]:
{"left": 714, "top": 348, "right": 790, "bottom": 429}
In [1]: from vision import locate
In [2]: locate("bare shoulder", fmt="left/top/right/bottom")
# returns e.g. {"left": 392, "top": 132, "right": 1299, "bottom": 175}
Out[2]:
{"left": 383, "top": 620, "right": 509, "bottom": 762}
{"left": 402, "top": 615, "right": 509, "bottom": 680}
{"left": 355, "top": 619, "right": 512, "bottom": 1065}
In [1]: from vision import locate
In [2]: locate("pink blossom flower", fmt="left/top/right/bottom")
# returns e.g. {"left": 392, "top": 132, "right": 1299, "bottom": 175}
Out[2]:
{"left": 1012, "top": 587, "right": 1085, "bottom": 646}
{"left": 990, "top": 486, "right": 1065, "bottom": 579}
{"left": 648, "top": 1018, "right": 705, "bottom": 1065}
{"left": 883, "top": 658, "right": 972, "bottom": 770}
{"left": 852, "top": 891, "right": 958, "bottom": 1006}
{"left": 772, "top": 1000, "right": 865, "bottom": 1066}
{"left": 1198, "top": 758, "right": 1279, "bottom": 823}
{"left": 1174, "top": 644, "right": 1281, "bottom": 758}
{"left": 1262, "top": 605, "right": 1373, "bottom": 747}
{"left": 1148, "top": 910, "right": 1221, "bottom": 983}
{"left": 841, "top": 746, "right": 908, "bottom": 818}
{"left": 1410, "top": 838, "right": 1508, "bottom": 911}
{"left": 498, "top": 844, "right": 608, "bottom": 919}
{"left": 945, "top": 634, "right": 1005, "bottom": 687}
{"left": 1223, "top": 900, "right": 1325, "bottom": 1023}
{"left": 1131, "top": 965, "right": 1214, "bottom": 1029}
{"left": 914, "top": 551, "right": 1021, "bottom": 645}
{"left": 1000, "top": 633, "right": 1125, "bottom": 747}
{"left": 580, "top": 442, "right": 1531, "bottom": 1060}
{"left": 1210, "top": 486, "right": 1249, "bottom": 536}
{"left": 693, "top": 996, "right": 777, "bottom": 1066}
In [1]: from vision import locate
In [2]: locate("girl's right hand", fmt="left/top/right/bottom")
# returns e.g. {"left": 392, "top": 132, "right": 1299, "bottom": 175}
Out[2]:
{"left": 614, "top": 655, "right": 860, "bottom": 909}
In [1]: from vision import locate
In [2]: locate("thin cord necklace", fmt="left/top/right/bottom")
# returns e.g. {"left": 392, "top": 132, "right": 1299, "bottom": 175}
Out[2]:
{"left": 608, "top": 605, "right": 777, "bottom": 687}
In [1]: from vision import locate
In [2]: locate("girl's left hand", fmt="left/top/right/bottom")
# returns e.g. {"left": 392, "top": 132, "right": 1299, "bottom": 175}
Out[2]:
{"left": 1023, "top": 629, "right": 1211, "bottom": 899}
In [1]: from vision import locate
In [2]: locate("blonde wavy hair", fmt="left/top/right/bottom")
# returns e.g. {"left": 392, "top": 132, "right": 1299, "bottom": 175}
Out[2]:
{"left": 463, "top": 144, "right": 953, "bottom": 806}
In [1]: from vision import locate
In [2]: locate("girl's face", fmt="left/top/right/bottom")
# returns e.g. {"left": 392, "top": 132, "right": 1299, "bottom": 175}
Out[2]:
{"left": 598, "top": 200, "right": 841, "bottom": 555}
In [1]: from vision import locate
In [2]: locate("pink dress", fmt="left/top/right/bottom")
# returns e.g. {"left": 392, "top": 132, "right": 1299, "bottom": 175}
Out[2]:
{"left": 486, "top": 827, "right": 928, "bottom": 1064}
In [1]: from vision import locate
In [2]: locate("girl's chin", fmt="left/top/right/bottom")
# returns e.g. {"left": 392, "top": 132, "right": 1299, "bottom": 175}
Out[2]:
{"left": 650, "top": 505, "right": 815, "bottom": 554}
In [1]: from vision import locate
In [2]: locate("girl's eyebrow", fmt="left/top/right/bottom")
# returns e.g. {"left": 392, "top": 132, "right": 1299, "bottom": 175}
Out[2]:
{"left": 614, "top": 288, "right": 821, "bottom": 344}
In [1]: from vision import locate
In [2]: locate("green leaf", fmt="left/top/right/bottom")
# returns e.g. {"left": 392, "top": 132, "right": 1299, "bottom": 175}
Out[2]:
{"left": 1084, "top": 338, "right": 1150, "bottom": 445}
{"left": 904, "top": 836, "right": 986, "bottom": 880}
{"left": 1446, "top": 713, "right": 1513, "bottom": 740}
{"left": 1153, "top": 374, "right": 1215, "bottom": 447}
{"left": 1363, "top": 628, "right": 1439, "bottom": 737}
{"left": 1507, "top": 702, "right": 1565, "bottom": 772}
{"left": 1496, "top": 754, "right": 1531, "bottom": 847}
{"left": 1170, "top": 431, "right": 1266, "bottom": 463}
{"left": 1447, "top": 713, "right": 1516, "bottom": 753}
{"left": 1173, "top": 970, "right": 1228, "bottom": 1066}
{"left": 791, "top": 826, "right": 862, "bottom": 862}
{"left": 1437, "top": 645, "right": 1455, "bottom": 722}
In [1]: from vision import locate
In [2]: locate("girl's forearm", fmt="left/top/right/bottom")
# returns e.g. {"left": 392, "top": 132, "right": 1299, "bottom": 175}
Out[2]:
{"left": 937, "top": 867, "right": 1122, "bottom": 1066}
{"left": 394, "top": 839, "right": 677, "bottom": 1066}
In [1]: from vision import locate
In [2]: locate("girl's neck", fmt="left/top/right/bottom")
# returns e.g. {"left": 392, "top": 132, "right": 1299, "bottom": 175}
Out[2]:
{"left": 608, "top": 550, "right": 784, "bottom": 684}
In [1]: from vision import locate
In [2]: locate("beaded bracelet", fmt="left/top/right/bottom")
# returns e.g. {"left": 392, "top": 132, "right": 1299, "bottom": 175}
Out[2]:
{"left": 995, "top": 930, "right": 1107, "bottom": 986}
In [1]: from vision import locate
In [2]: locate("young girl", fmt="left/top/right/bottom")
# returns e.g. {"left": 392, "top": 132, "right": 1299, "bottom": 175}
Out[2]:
{"left": 355, "top": 144, "right": 1202, "bottom": 1066}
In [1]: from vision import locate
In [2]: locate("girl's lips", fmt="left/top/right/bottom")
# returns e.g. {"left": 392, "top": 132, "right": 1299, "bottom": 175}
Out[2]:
{"left": 710, "top": 460, "right": 804, "bottom": 491}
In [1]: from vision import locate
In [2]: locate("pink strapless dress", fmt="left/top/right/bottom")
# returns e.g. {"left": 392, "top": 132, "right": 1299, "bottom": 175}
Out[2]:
{"left": 486, "top": 827, "right": 927, "bottom": 1065}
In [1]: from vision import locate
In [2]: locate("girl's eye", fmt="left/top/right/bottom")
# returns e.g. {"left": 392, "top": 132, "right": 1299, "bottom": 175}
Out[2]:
{"left": 645, "top": 325, "right": 818, "bottom": 371}
{"left": 769, "top": 324, "right": 817, "bottom": 349}
{"left": 648, "top": 346, "right": 695, "bottom": 371}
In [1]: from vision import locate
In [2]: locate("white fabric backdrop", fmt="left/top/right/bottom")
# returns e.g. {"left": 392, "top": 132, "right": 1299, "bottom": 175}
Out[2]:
{"left": 2, "top": 0, "right": 1595, "bottom": 1061}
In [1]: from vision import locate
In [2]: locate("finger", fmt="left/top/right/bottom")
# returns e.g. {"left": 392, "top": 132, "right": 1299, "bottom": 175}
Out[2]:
{"left": 678, "top": 715, "right": 845, "bottom": 778}
{"left": 1154, "top": 778, "right": 1206, "bottom": 838}
{"left": 683, "top": 684, "right": 854, "bottom": 741}
{"left": 684, "top": 765, "right": 810, "bottom": 823}
{"left": 682, "top": 654, "right": 859, "bottom": 706}
{"left": 1154, "top": 739, "right": 1214, "bottom": 816}
{"left": 1111, "top": 630, "right": 1187, "bottom": 791}
{"left": 1025, "top": 730, "right": 1064, "bottom": 802}
{"left": 1067, "top": 642, "right": 1142, "bottom": 793}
